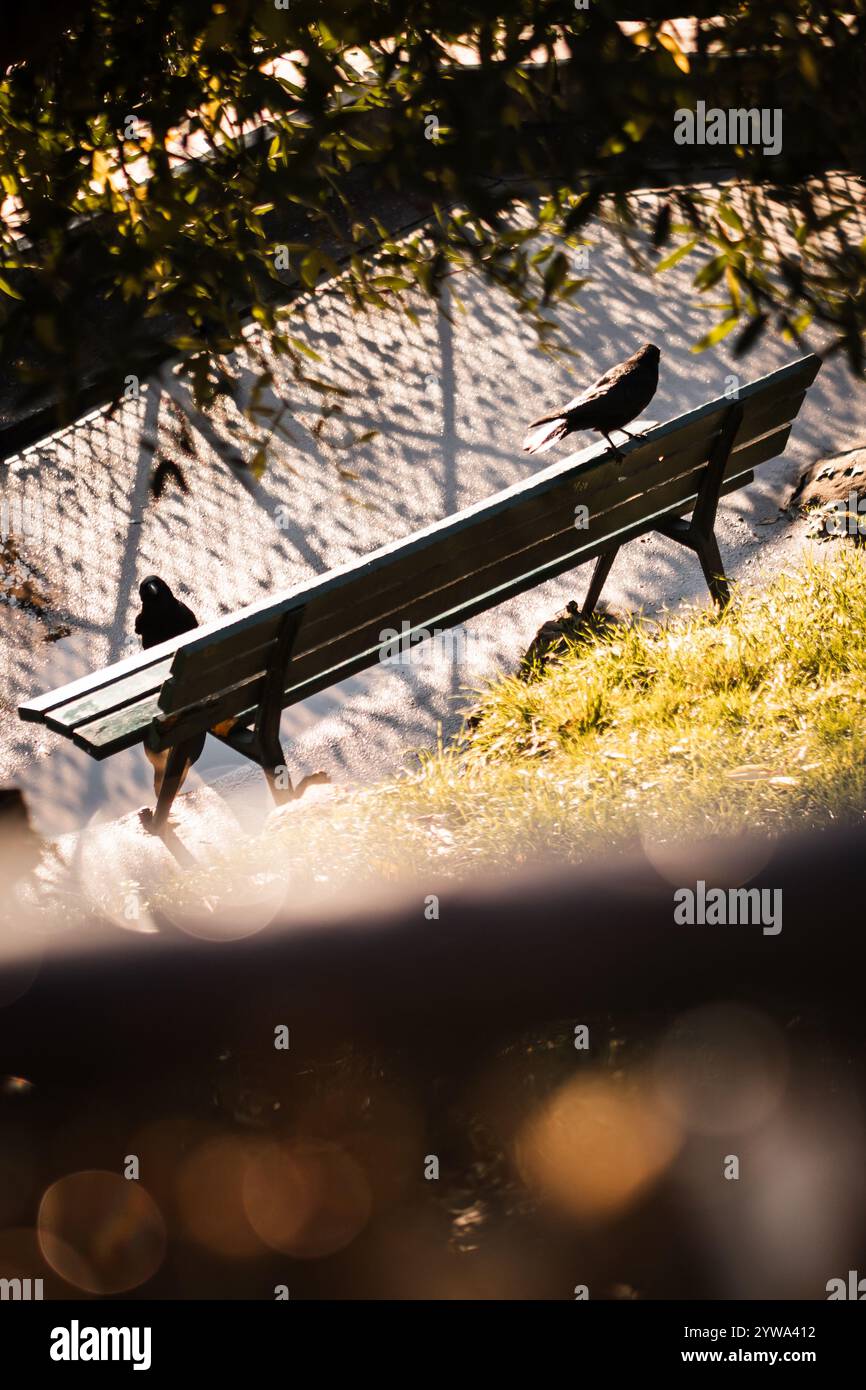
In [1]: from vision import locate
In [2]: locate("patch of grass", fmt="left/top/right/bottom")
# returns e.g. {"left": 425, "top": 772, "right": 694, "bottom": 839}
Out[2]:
{"left": 151, "top": 546, "right": 866, "bottom": 915}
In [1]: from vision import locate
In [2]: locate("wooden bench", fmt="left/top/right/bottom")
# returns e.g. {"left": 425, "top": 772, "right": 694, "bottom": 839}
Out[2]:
{"left": 19, "top": 353, "right": 821, "bottom": 845}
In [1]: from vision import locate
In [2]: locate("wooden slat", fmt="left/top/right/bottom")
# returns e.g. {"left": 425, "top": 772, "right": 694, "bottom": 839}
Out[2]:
{"left": 157, "top": 390, "right": 795, "bottom": 718}
{"left": 157, "top": 637, "right": 277, "bottom": 716}
{"left": 46, "top": 657, "right": 178, "bottom": 733}
{"left": 19, "top": 648, "right": 175, "bottom": 723}
{"left": 259, "top": 427, "right": 788, "bottom": 697}
{"left": 163, "top": 359, "right": 817, "bottom": 696}
{"left": 160, "top": 427, "right": 731, "bottom": 714}
{"left": 72, "top": 693, "right": 164, "bottom": 758}
{"left": 147, "top": 441, "right": 779, "bottom": 755}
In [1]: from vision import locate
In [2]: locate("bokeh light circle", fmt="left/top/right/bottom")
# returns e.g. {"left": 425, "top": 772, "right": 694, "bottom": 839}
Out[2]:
{"left": 514, "top": 1073, "right": 681, "bottom": 1222}
{"left": 651, "top": 1003, "right": 789, "bottom": 1135}
{"left": 640, "top": 831, "right": 774, "bottom": 891}
{"left": 176, "top": 1135, "right": 266, "bottom": 1258}
{"left": 157, "top": 869, "right": 288, "bottom": 943}
{"left": 38, "top": 1170, "right": 166, "bottom": 1293}
{"left": 242, "top": 1139, "right": 372, "bottom": 1258}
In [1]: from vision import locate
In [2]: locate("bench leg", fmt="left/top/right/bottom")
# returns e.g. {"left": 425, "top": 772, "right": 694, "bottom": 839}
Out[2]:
{"left": 150, "top": 741, "right": 193, "bottom": 833}
{"left": 657, "top": 516, "right": 732, "bottom": 611}
{"left": 694, "top": 530, "right": 731, "bottom": 609}
{"left": 261, "top": 735, "right": 295, "bottom": 806}
{"left": 250, "top": 609, "right": 331, "bottom": 806}
{"left": 261, "top": 739, "right": 330, "bottom": 806}
{"left": 655, "top": 400, "right": 744, "bottom": 612}
{"left": 207, "top": 607, "right": 330, "bottom": 808}
{"left": 581, "top": 546, "right": 620, "bottom": 619}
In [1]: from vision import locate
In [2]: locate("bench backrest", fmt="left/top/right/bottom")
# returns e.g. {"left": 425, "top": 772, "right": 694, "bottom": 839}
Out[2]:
{"left": 20, "top": 353, "right": 821, "bottom": 758}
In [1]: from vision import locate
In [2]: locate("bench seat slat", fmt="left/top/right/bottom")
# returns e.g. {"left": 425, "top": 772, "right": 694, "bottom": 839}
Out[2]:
{"left": 19, "top": 648, "right": 176, "bottom": 724}
{"left": 45, "top": 657, "right": 177, "bottom": 734}
{"left": 159, "top": 429, "right": 737, "bottom": 713}
{"left": 71, "top": 693, "right": 164, "bottom": 758}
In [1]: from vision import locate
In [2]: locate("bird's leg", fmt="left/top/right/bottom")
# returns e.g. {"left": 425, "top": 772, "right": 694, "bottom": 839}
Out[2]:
{"left": 600, "top": 431, "right": 625, "bottom": 462}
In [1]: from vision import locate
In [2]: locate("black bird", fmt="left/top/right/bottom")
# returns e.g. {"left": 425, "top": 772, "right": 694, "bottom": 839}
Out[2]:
{"left": 135, "top": 574, "right": 199, "bottom": 650}
{"left": 523, "top": 343, "right": 661, "bottom": 457}
{"left": 134, "top": 576, "right": 205, "bottom": 806}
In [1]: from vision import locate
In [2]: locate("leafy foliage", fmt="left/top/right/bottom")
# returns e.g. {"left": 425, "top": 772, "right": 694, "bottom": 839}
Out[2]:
{"left": 1, "top": 0, "right": 865, "bottom": 429}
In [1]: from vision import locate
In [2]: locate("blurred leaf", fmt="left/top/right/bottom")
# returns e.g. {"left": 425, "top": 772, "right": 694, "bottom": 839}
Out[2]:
{"left": 657, "top": 30, "right": 690, "bottom": 74}
{"left": 717, "top": 203, "right": 744, "bottom": 236}
{"left": 654, "top": 239, "right": 699, "bottom": 273}
{"left": 733, "top": 313, "right": 769, "bottom": 357}
{"left": 691, "top": 317, "right": 739, "bottom": 353}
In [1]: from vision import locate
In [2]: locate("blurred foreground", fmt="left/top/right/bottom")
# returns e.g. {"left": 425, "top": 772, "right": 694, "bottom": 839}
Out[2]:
{"left": 0, "top": 819, "right": 864, "bottom": 1300}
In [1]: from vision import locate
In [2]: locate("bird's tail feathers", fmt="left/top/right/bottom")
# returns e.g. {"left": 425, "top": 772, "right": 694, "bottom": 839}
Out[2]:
{"left": 523, "top": 417, "right": 567, "bottom": 455}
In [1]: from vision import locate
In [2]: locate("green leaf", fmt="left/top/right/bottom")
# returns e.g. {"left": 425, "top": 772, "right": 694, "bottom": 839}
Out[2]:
{"left": 287, "top": 336, "right": 323, "bottom": 362}
{"left": 717, "top": 202, "right": 744, "bottom": 235}
{"left": 694, "top": 255, "right": 727, "bottom": 291}
{"left": 542, "top": 251, "right": 569, "bottom": 299}
{"left": 654, "top": 239, "right": 698, "bottom": 274}
{"left": 299, "top": 248, "right": 339, "bottom": 288}
{"left": 691, "top": 317, "right": 739, "bottom": 353}
{"left": 370, "top": 275, "right": 412, "bottom": 290}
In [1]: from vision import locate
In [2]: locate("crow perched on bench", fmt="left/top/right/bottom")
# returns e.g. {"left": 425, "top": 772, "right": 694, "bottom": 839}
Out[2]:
{"left": 523, "top": 343, "right": 661, "bottom": 457}
{"left": 134, "top": 576, "right": 205, "bottom": 803}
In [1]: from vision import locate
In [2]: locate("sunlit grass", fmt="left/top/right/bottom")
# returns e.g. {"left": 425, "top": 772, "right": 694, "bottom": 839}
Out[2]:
{"left": 152, "top": 545, "right": 866, "bottom": 916}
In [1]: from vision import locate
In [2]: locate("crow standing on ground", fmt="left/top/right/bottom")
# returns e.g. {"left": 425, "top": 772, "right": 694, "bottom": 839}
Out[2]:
{"left": 134, "top": 575, "right": 205, "bottom": 802}
{"left": 523, "top": 343, "right": 661, "bottom": 457}
{"left": 134, "top": 575, "right": 329, "bottom": 817}
{"left": 135, "top": 574, "right": 198, "bottom": 650}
